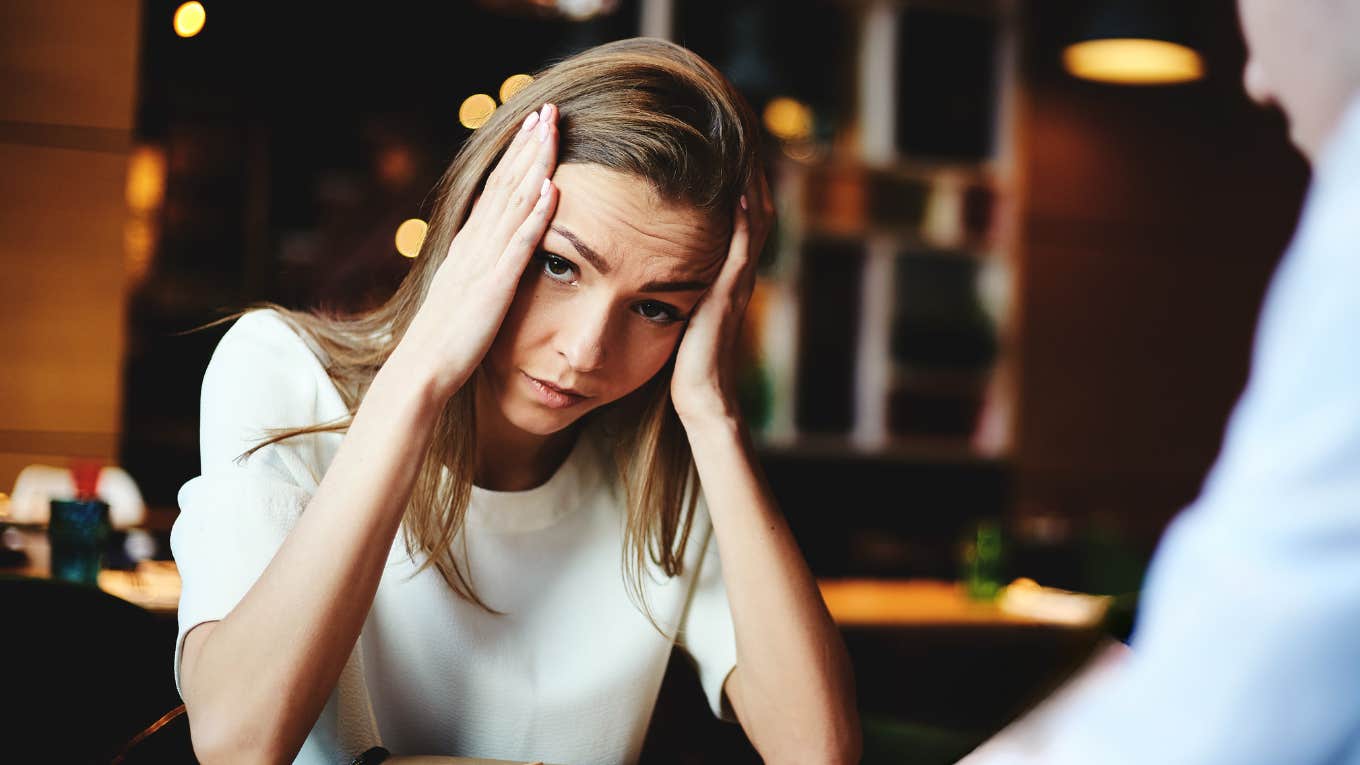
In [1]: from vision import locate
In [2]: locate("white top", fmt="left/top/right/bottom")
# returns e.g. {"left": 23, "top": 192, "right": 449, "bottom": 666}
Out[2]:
{"left": 170, "top": 310, "right": 738, "bottom": 765}
{"left": 961, "top": 95, "right": 1360, "bottom": 764}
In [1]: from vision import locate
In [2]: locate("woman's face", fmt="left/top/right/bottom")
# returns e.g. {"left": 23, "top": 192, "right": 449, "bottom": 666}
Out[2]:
{"left": 481, "top": 162, "right": 728, "bottom": 436}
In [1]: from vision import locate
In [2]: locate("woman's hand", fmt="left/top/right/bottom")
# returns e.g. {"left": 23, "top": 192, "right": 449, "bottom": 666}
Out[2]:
{"left": 670, "top": 171, "right": 775, "bottom": 426}
{"left": 396, "top": 103, "right": 561, "bottom": 402}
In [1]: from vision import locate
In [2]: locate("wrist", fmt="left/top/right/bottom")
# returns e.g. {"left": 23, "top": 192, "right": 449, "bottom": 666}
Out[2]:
{"left": 374, "top": 344, "right": 457, "bottom": 420}
{"left": 678, "top": 408, "right": 744, "bottom": 446}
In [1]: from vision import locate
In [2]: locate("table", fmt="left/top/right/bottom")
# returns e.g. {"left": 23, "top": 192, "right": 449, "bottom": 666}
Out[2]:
{"left": 818, "top": 578, "right": 1112, "bottom": 629}
{"left": 5, "top": 522, "right": 1110, "bottom": 629}
{"left": 1, "top": 525, "right": 180, "bottom": 613}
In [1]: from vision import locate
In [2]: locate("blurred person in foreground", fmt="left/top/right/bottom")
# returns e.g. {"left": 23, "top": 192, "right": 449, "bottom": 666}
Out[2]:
{"left": 961, "top": 1, "right": 1360, "bottom": 763}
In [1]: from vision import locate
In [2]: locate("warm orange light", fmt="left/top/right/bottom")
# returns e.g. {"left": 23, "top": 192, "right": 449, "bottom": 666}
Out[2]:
{"left": 376, "top": 146, "right": 415, "bottom": 189}
{"left": 499, "top": 74, "right": 534, "bottom": 104}
{"left": 395, "top": 219, "right": 428, "bottom": 258}
{"left": 459, "top": 94, "right": 498, "bottom": 129}
{"left": 126, "top": 145, "right": 167, "bottom": 213}
{"left": 1063, "top": 38, "right": 1204, "bottom": 85}
{"left": 124, "top": 219, "right": 157, "bottom": 283}
{"left": 173, "top": 2, "right": 206, "bottom": 38}
{"left": 763, "top": 97, "right": 814, "bottom": 141}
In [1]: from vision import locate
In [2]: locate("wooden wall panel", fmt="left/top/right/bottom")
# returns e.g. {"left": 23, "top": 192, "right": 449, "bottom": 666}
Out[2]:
{"left": 0, "top": 1, "right": 141, "bottom": 495}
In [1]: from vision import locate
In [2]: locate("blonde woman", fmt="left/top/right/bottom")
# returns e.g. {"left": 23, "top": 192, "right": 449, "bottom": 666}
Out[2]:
{"left": 171, "top": 38, "right": 859, "bottom": 765}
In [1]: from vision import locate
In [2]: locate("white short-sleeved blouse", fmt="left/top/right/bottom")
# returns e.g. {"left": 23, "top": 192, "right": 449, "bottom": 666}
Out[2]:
{"left": 170, "top": 310, "right": 738, "bottom": 765}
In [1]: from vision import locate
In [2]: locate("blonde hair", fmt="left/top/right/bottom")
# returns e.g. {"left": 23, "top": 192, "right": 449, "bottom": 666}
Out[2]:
{"left": 219, "top": 38, "right": 761, "bottom": 614}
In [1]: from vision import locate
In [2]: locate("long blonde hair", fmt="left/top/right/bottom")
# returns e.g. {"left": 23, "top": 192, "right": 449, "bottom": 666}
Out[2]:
{"left": 224, "top": 38, "right": 761, "bottom": 613}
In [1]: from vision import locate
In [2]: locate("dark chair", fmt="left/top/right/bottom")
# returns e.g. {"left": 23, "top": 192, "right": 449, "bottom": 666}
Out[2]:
{"left": 110, "top": 704, "right": 195, "bottom": 764}
{"left": 639, "top": 650, "right": 762, "bottom": 764}
{"left": 0, "top": 575, "right": 188, "bottom": 763}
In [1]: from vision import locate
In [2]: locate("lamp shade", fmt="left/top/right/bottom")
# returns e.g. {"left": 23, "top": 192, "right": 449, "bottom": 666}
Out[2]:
{"left": 1064, "top": 0, "right": 1205, "bottom": 85}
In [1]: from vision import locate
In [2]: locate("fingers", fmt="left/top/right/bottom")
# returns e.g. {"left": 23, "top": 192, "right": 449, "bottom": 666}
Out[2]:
{"left": 496, "top": 176, "right": 559, "bottom": 279}
{"left": 482, "top": 106, "right": 545, "bottom": 203}
{"left": 699, "top": 199, "right": 753, "bottom": 311}
{"left": 726, "top": 203, "right": 759, "bottom": 363}
{"left": 730, "top": 199, "right": 758, "bottom": 297}
{"left": 461, "top": 103, "right": 555, "bottom": 250}
{"left": 504, "top": 104, "right": 557, "bottom": 193}
{"left": 490, "top": 104, "right": 559, "bottom": 248}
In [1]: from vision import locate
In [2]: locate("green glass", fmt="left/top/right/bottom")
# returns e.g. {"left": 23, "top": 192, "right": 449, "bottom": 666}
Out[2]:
{"left": 48, "top": 499, "right": 111, "bottom": 586}
{"left": 963, "top": 519, "right": 1004, "bottom": 601}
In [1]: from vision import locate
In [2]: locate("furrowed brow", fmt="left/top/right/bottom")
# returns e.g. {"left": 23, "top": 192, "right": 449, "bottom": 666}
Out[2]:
{"left": 551, "top": 226, "right": 613, "bottom": 276}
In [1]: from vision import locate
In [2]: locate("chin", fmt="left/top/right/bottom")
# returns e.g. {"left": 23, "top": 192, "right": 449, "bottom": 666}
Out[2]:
{"left": 503, "top": 400, "right": 586, "bottom": 436}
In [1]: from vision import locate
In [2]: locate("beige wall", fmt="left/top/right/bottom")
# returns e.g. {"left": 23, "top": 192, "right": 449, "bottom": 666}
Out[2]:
{"left": 0, "top": 1, "right": 142, "bottom": 493}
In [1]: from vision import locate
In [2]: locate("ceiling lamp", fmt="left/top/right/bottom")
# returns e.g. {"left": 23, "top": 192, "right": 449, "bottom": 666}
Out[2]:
{"left": 1064, "top": 0, "right": 1205, "bottom": 86}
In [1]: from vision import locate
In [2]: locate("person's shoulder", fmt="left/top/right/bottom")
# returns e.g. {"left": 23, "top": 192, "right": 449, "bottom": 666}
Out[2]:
{"left": 215, "top": 308, "right": 325, "bottom": 371}
{"left": 199, "top": 308, "right": 340, "bottom": 438}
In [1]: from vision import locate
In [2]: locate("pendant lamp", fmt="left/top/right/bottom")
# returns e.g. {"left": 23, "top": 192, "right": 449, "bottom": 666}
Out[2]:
{"left": 1064, "top": 0, "right": 1205, "bottom": 85}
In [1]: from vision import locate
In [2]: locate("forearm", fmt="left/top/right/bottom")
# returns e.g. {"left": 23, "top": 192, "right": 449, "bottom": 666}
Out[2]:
{"left": 684, "top": 416, "right": 860, "bottom": 764}
{"left": 184, "top": 350, "right": 449, "bottom": 762}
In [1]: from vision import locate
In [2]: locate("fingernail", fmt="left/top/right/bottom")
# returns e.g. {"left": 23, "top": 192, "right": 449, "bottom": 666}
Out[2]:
{"left": 539, "top": 103, "right": 551, "bottom": 122}
{"left": 739, "top": 195, "right": 748, "bottom": 210}
{"left": 538, "top": 119, "right": 550, "bottom": 142}
{"left": 540, "top": 178, "right": 551, "bottom": 196}
{"left": 521, "top": 111, "right": 539, "bottom": 132}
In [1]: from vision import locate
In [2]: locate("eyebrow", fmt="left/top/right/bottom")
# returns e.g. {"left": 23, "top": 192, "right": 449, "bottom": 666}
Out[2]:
{"left": 550, "top": 225, "right": 713, "bottom": 293}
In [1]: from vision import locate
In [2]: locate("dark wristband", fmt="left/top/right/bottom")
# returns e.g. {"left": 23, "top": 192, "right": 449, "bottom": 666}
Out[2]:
{"left": 350, "top": 746, "right": 391, "bottom": 764}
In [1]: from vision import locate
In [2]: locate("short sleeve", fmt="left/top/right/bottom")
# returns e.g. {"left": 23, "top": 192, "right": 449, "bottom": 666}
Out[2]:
{"left": 675, "top": 497, "right": 739, "bottom": 722}
{"left": 169, "top": 310, "right": 344, "bottom": 696}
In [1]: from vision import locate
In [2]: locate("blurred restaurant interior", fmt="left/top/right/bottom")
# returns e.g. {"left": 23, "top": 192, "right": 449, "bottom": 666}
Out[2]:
{"left": 1, "top": 0, "right": 1312, "bottom": 762}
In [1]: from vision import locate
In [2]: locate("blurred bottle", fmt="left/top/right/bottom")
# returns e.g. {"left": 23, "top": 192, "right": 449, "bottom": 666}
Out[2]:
{"left": 962, "top": 518, "right": 1005, "bottom": 601}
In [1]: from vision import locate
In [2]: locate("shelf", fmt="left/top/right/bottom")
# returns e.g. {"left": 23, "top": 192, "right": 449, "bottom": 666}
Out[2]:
{"left": 798, "top": 224, "right": 997, "bottom": 257}
{"left": 754, "top": 432, "right": 1004, "bottom": 465}
{"left": 776, "top": 153, "right": 1006, "bottom": 186}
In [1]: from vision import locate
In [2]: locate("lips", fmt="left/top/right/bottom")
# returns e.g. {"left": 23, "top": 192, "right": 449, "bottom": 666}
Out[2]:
{"left": 521, "top": 370, "right": 590, "bottom": 408}
{"left": 526, "top": 373, "right": 588, "bottom": 398}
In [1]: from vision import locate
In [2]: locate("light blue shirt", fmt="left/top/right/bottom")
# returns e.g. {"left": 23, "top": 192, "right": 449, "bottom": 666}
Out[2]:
{"left": 970, "top": 94, "right": 1360, "bottom": 764}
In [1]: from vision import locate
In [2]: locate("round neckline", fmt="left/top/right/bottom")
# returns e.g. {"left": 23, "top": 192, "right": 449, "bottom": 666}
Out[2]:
{"left": 462, "top": 430, "right": 597, "bottom": 534}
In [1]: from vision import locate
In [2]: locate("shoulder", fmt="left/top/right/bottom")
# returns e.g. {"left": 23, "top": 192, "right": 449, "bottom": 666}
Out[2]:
{"left": 198, "top": 309, "right": 344, "bottom": 469}
{"left": 212, "top": 308, "right": 327, "bottom": 372}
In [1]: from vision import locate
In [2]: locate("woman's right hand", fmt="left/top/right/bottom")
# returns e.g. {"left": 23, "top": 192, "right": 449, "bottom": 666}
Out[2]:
{"left": 396, "top": 102, "right": 560, "bottom": 402}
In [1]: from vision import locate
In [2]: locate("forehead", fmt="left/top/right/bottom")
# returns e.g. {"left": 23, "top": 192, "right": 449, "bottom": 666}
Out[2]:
{"left": 547, "top": 163, "right": 727, "bottom": 273}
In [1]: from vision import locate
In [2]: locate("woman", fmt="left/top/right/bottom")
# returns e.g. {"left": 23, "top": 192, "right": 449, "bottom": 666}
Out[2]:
{"left": 172, "top": 38, "right": 859, "bottom": 764}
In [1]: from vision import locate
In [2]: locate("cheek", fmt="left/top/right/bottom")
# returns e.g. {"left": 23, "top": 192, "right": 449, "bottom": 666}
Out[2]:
{"left": 600, "top": 325, "right": 682, "bottom": 398}
{"left": 486, "top": 277, "right": 553, "bottom": 366}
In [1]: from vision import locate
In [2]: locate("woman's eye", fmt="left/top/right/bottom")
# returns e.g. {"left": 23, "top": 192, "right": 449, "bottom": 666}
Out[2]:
{"left": 636, "top": 300, "right": 682, "bottom": 325}
{"left": 540, "top": 253, "right": 576, "bottom": 282}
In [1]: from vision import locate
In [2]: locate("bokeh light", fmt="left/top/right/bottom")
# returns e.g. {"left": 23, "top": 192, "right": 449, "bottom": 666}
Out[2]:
{"left": 173, "top": 2, "right": 206, "bottom": 38}
{"left": 125, "top": 145, "right": 167, "bottom": 213}
{"left": 499, "top": 74, "right": 534, "bottom": 104}
{"left": 459, "top": 94, "right": 498, "bottom": 129}
{"left": 763, "top": 97, "right": 814, "bottom": 141}
{"left": 124, "top": 218, "right": 157, "bottom": 284}
{"left": 375, "top": 145, "right": 416, "bottom": 189}
{"left": 1063, "top": 38, "right": 1205, "bottom": 85}
{"left": 395, "top": 218, "right": 428, "bottom": 258}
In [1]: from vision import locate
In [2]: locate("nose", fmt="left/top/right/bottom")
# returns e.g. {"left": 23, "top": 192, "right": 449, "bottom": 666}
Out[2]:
{"left": 556, "top": 301, "right": 609, "bottom": 374}
{"left": 1243, "top": 59, "right": 1272, "bottom": 107}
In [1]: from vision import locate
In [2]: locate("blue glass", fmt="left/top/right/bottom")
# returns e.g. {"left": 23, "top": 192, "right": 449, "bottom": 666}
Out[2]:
{"left": 48, "top": 499, "right": 111, "bottom": 586}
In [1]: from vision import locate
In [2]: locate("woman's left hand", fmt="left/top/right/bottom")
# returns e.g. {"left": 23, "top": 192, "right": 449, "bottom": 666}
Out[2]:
{"left": 670, "top": 171, "right": 775, "bottom": 425}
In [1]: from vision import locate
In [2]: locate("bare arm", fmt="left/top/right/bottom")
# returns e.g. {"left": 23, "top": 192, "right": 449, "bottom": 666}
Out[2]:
{"left": 670, "top": 179, "right": 859, "bottom": 764}
{"left": 181, "top": 353, "right": 444, "bottom": 762}
{"left": 179, "top": 103, "right": 562, "bottom": 763}
{"left": 689, "top": 419, "right": 861, "bottom": 765}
